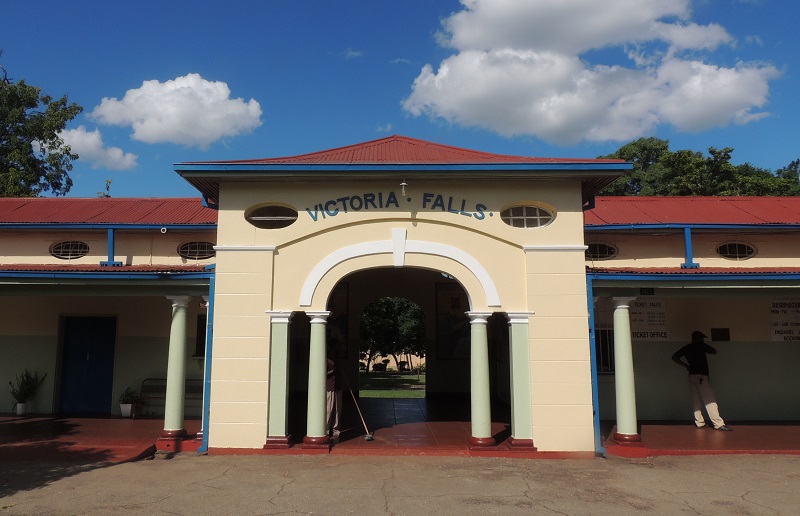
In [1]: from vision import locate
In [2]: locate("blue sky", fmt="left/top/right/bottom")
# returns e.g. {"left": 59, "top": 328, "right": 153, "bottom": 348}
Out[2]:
{"left": 3, "top": 0, "right": 798, "bottom": 198}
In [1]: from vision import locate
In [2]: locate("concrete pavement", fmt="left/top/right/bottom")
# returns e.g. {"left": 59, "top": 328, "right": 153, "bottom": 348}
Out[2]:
{"left": 2, "top": 453, "right": 799, "bottom": 515}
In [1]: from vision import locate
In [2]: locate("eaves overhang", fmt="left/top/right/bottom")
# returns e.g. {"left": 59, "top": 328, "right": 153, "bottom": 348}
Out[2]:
{"left": 585, "top": 223, "right": 800, "bottom": 231}
{"left": 175, "top": 161, "right": 631, "bottom": 206}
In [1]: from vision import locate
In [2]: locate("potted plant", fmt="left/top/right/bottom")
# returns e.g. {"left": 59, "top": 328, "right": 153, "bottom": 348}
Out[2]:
{"left": 119, "top": 387, "right": 141, "bottom": 418}
{"left": 9, "top": 369, "right": 47, "bottom": 416}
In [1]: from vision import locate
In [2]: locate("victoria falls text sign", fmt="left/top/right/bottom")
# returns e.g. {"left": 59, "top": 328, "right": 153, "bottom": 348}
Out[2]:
{"left": 305, "top": 191, "right": 489, "bottom": 222}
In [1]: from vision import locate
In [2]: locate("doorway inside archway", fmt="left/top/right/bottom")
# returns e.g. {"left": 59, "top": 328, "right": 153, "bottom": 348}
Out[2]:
{"left": 359, "top": 296, "right": 426, "bottom": 399}
{"left": 307, "top": 267, "right": 512, "bottom": 448}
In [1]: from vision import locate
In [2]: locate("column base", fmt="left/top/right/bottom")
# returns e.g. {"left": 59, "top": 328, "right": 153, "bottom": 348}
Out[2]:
{"left": 469, "top": 436, "right": 496, "bottom": 447}
{"left": 612, "top": 432, "right": 644, "bottom": 446}
{"left": 508, "top": 438, "right": 537, "bottom": 449}
{"left": 264, "top": 435, "right": 293, "bottom": 449}
{"left": 302, "top": 435, "right": 330, "bottom": 449}
{"left": 157, "top": 428, "right": 188, "bottom": 452}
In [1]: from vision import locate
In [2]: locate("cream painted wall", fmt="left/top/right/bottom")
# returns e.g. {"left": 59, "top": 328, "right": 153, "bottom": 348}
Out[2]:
{"left": 595, "top": 296, "right": 800, "bottom": 421}
{"left": 0, "top": 230, "right": 216, "bottom": 266}
{"left": 586, "top": 231, "right": 800, "bottom": 269}
{"left": 209, "top": 178, "right": 595, "bottom": 451}
{"left": 0, "top": 295, "right": 206, "bottom": 416}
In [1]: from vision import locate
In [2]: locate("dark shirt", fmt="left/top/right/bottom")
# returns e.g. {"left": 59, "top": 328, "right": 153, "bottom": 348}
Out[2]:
{"left": 326, "top": 359, "right": 341, "bottom": 391}
{"left": 673, "top": 343, "right": 717, "bottom": 375}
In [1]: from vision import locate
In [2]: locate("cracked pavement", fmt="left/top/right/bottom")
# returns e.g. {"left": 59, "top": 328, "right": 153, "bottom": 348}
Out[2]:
{"left": 1, "top": 454, "right": 799, "bottom": 515}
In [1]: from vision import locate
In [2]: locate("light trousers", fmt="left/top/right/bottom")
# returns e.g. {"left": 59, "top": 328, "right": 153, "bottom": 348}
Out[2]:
{"left": 688, "top": 374, "right": 725, "bottom": 429}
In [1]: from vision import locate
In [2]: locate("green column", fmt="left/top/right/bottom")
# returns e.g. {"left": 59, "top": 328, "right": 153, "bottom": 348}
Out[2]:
{"left": 266, "top": 311, "right": 293, "bottom": 448}
{"left": 164, "top": 296, "right": 189, "bottom": 434}
{"left": 612, "top": 297, "right": 640, "bottom": 442}
{"left": 507, "top": 312, "right": 534, "bottom": 445}
{"left": 468, "top": 312, "right": 494, "bottom": 446}
{"left": 304, "top": 311, "right": 330, "bottom": 446}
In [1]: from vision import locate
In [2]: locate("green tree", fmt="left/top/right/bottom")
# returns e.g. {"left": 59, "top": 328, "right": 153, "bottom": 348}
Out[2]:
{"left": 359, "top": 297, "right": 425, "bottom": 373}
{"left": 601, "top": 137, "right": 800, "bottom": 197}
{"left": 0, "top": 60, "right": 83, "bottom": 197}
{"left": 598, "top": 137, "right": 670, "bottom": 195}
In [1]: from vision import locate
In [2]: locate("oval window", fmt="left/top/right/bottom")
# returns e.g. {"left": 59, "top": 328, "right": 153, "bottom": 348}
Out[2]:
{"left": 50, "top": 241, "right": 90, "bottom": 260}
{"left": 716, "top": 242, "right": 756, "bottom": 260}
{"left": 500, "top": 205, "right": 554, "bottom": 228}
{"left": 245, "top": 205, "right": 298, "bottom": 229}
{"left": 586, "top": 243, "right": 618, "bottom": 260}
{"left": 178, "top": 241, "right": 216, "bottom": 260}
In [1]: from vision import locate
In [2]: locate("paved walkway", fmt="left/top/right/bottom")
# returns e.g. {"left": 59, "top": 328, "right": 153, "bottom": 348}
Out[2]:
{"left": 2, "top": 453, "right": 799, "bottom": 514}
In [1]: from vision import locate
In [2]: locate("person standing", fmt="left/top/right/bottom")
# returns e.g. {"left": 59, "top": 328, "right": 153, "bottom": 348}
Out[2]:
{"left": 326, "top": 342, "right": 343, "bottom": 442}
{"left": 671, "top": 330, "right": 732, "bottom": 431}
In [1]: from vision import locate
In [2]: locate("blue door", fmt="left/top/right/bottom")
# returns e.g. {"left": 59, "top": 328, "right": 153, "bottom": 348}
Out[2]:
{"left": 59, "top": 316, "right": 117, "bottom": 415}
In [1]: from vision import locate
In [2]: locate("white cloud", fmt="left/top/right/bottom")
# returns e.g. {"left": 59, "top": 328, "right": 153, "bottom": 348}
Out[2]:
{"left": 404, "top": 0, "right": 780, "bottom": 145}
{"left": 61, "top": 126, "right": 138, "bottom": 170}
{"left": 90, "top": 73, "right": 262, "bottom": 148}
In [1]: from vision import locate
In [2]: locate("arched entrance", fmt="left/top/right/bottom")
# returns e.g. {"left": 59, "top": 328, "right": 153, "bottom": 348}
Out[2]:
{"left": 285, "top": 267, "right": 512, "bottom": 449}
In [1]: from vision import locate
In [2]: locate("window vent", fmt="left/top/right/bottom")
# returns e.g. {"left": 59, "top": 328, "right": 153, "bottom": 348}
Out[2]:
{"left": 49, "top": 241, "right": 89, "bottom": 260}
{"left": 716, "top": 242, "right": 756, "bottom": 260}
{"left": 245, "top": 205, "right": 298, "bottom": 229}
{"left": 586, "top": 243, "right": 618, "bottom": 260}
{"left": 500, "top": 205, "right": 554, "bottom": 228}
{"left": 178, "top": 242, "right": 216, "bottom": 260}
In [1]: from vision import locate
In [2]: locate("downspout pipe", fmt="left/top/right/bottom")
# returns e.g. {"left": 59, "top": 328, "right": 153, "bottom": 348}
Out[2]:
{"left": 586, "top": 276, "right": 605, "bottom": 455}
{"left": 100, "top": 228, "right": 122, "bottom": 267}
{"left": 198, "top": 273, "right": 215, "bottom": 454}
{"left": 681, "top": 227, "right": 699, "bottom": 269}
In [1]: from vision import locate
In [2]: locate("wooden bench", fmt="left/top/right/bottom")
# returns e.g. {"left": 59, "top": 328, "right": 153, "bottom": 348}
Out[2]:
{"left": 139, "top": 378, "right": 203, "bottom": 416}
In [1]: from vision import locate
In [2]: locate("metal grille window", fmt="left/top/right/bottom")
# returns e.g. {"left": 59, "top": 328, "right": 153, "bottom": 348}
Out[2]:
{"left": 245, "top": 205, "right": 298, "bottom": 229}
{"left": 49, "top": 241, "right": 90, "bottom": 260}
{"left": 178, "top": 242, "right": 216, "bottom": 260}
{"left": 716, "top": 242, "right": 756, "bottom": 260}
{"left": 586, "top": 243, "right": 618, "bottom": 260}
{"left": 595, "top": 327, "right": 615, "bottom": 373}
{"left": 500, "top": 205, "right": 554, "bottom": 228}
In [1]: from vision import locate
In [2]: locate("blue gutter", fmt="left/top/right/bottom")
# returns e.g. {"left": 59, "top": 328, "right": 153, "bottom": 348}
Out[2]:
{"left": 586, "top": 223, "right": 800, "bottom": 231}
{"left": 588, "top": 271, "right": 800, "bottom": 282}
{"left": 0, "top": 223, "right": 216, "bottom": 230}
{"left": 0, "top": 271, "right": 214, "bottom": 280}
{"left": 176, "top": 162, "right": 632, "bottom": 173}
{"left": 586, "top": 276, "right": 605, "bottom": 455}
{"left": 198, "top": 274, "right": 215, "bottom": 454}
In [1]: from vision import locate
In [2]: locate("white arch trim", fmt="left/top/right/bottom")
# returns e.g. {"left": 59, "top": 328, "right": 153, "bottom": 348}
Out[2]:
{"left": 300, "top": 228, "right": 501, "bottom": 307}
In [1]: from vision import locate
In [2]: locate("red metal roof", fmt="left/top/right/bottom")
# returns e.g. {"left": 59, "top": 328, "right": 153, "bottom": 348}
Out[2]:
{"left": 589, "top": 267, "right": 800, "bottom": 275}
{"left": 0, "top": 198, "right": 217, "bottom": 225}
{"left": 185, "top": 135, "right": 625, "bottom": 165}
{"left": 585, "top": 197, "right": 800, "bottom": 226}
{"left": 0, "top": 264, "right": 209, "bottom": 273}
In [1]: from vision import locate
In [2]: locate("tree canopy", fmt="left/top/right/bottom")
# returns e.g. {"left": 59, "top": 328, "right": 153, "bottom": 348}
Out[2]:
{"left": 600, "top": 137, "right": 800, "bottom": 197}
{"left": 359, "top": 297, "right": 425, "bottom": 372}
{"left": 0, "top": 61, "right": 83, "bottom": 197}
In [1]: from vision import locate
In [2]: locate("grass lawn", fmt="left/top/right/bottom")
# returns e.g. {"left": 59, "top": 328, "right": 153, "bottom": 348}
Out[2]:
{"left": 358, "top": 371, "right": 426, "bottom": 398}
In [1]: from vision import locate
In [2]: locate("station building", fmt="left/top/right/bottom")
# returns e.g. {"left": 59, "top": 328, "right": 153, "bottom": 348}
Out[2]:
{"left": 2, "top": 135, "right": 798, "bottom": 455}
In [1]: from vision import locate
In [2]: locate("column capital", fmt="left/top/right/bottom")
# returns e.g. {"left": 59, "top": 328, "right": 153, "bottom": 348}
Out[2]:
{"left": 166, "top": 295, "right": 191, "bottom": 308}
{"left": 266, "top": 310, "right": 294, "bottom": 324}
{"left": 466, "top": 311, "right": 492, "bottom": 324}
{"left": 506, "top": 312, "right": 534, "bottom": 325}
{"left": 306, "top": 311, "right": 331, "bottom": 324}
{"left": 612, "top": 296, "right": 637, "bottom": 308}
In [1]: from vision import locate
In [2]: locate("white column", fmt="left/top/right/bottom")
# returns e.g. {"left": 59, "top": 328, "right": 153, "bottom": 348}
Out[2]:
{"left": 162, "top": 295, "right": 190, "bottom": 440}
{"left": 612, "top": 297, "right": 641, "bottom": 442}
{"left": 468, "top": 312, "right": 495, "bottom": 446}
{"left": 507, "top": 312, "right": 535, "bottom": 447}
{"left": 303, "top": 311, "right": 330, "bottom": 447}
{"left": 265, "top": 311, "right": 293, "bottom": 448}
